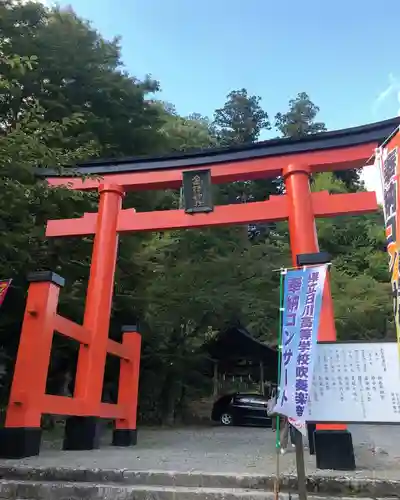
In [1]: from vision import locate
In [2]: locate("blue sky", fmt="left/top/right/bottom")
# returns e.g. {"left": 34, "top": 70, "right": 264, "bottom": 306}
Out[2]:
{"left": 45, "top": 0, "right": 400, "bottom": 195}
{"left": 53, "top": 0, "right": 400, "bottom": 131}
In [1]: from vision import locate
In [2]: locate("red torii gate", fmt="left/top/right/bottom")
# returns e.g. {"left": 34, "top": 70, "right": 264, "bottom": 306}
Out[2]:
{"left": 0, "top": 117, "right": 398, "bottom": 470}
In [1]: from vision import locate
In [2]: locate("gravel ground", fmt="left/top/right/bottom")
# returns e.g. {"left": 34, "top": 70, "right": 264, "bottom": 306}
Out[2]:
{"left": 1, "top": 424, "right": 399, "bottom": 480}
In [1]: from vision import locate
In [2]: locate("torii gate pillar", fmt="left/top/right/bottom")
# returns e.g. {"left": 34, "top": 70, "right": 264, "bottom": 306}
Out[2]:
{"left": 283, "top": 164, "right": 356, "bottom": 471}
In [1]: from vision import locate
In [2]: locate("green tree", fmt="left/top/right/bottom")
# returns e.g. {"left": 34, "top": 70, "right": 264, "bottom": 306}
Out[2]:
{"left": 211, "top": 89, "right": 279, "bottom": 249}
{"left": 0, "top": 0, "right": 166, "bottom": 157}
{"left": 213, "top": 88, "right": 270, "bottom": 145}
{"left": 212, "top": 89, "right": 278, "bottom": 210}
{"left": 157, "top": 102, "right": 218, "bottom": 152}
{"left": 275, "top": 92, "right": 326, "bottom": 138}
{"left": 275, "top": 92, "right": 360, "bottom": 189}
{"left": 0, "top": 45, "right": 99, "bottom": 405}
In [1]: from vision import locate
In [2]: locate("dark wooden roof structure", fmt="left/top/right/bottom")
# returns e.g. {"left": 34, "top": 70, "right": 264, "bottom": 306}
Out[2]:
{"left": 37, "top": 117, "right": 400, "bottom": 178}
{"left": 206, "top": 326, "right": 278, "bottom": 381}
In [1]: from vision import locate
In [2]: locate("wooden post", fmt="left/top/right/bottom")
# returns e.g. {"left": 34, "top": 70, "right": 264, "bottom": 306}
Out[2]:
{"left": 112, "top": 326, "right": 141, "bottom": 446}
{"left": 213, "top": 361, "right": 219, "bottom": 397}
{"left": 64, "top": 183, "right": 124, "bottom": 451}
{"left": 74, "top": 184, "right": 124, "bottom": 405}
{"left": 294, "top": 428, "right": 307, "bottom": 500}
{"left": 0, "top": 271, "right": 64, "bottom": 458}
{"left": 259, "top": 361, "right": 265, "bottom": 395}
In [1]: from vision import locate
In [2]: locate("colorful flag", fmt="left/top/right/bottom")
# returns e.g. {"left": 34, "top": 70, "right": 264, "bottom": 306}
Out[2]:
{"left": 377, "top": 130, "right": 400, "bottom": 359}
{"left": 274, "top": 265, "right": 327, "bottom": 421}
{"left": 0, "top": 279, "right": 11, "bottom": 308}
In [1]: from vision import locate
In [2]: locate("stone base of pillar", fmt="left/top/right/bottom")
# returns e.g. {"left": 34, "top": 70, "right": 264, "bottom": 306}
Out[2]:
{"left": 112, "top": 429, "right": 137, "bottom": 446}
{"left": 0, "top": 427, "right": 41, "bottom": 458}
{"left": 315, "top": 429, "right": 356, "bottom": 470}
{"left": 63, "top": 416, "right": 101, "bottom": 450}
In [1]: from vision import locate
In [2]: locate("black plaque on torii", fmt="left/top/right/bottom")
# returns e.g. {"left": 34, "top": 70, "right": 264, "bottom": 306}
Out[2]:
{"left": 182, "top": 169, "right": 214, "bottom": 214}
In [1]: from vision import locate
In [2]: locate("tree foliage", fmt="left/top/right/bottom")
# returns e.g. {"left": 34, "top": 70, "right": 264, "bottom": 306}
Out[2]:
{"left": 213, "top": 88, "right": 270, "bottom": 145}
{"left": 275, "top": 92, "right": 326, "bottom": 138}
{"left": 276, "top": 92, "right": 361, "bottom": 189}
{"left": 157, "top": 103, "right": 218, "bottom": 152}
{"left": 0, "top": 41, "right": 99, "bottom": 400}
{"left": 0, "top": 0, "right": 165, "bottom": 157}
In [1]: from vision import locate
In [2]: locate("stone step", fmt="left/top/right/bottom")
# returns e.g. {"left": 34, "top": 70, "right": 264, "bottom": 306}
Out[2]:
{"left": 1, "top": 466, "right": 400, "bottom": 498}
{"left": 0, "top": 480, "right": 397, "bottom": 500}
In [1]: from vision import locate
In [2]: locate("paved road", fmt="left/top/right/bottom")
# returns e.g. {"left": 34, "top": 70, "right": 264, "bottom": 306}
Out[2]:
{"left": 1, "top": 425, "right": 399, "bottom": 479}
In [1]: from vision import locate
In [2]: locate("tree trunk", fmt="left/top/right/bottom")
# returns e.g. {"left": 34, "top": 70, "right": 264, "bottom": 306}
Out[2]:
{"left": 259, "top": 361, "right": 265, "bottom": 395}
{"left": 213, "top": 360, "right": 219, "bottom": 396}
{"left": 161, "top": 372, "right": 181, "bottom": 426}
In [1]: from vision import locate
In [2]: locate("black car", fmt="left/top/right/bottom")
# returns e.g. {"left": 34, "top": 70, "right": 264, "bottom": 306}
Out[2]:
{"left": 211, "top": 393, "right": 272, "bottom": 427}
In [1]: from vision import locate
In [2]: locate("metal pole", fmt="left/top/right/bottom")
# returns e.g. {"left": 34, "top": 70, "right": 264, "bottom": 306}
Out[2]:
{"left": 294, "top": 427, "right": 307, "bottom": 500}
{"left": 274, "top": 271, "right": 284, "bottom": 499}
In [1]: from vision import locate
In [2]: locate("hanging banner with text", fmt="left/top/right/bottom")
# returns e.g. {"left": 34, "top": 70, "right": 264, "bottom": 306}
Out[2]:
{"left": 274, "top": 265, "right": 327, "bottom": 420}
{"left": 378, "top": 129, "right": 400, "bottom": 358}
{"left": 0, "top": 279, "right": 11, "bottom": 308}
{"left": 307, "top": 342, "right": 400, "bottom": 423}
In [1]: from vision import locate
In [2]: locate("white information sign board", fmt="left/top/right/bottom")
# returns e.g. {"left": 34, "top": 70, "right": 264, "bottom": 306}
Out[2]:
{"left": 307, "top": 342, "right": 400, "bottom": 423}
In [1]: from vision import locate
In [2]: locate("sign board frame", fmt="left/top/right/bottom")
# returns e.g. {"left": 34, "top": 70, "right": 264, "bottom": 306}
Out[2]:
{"left": 306, "top": 340, "right": 400, "bottom": 425}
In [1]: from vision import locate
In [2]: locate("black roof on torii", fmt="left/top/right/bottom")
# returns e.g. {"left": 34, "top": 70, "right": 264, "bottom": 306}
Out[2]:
{"left": 38, "top": 117, "right": 400, "bottom": 177}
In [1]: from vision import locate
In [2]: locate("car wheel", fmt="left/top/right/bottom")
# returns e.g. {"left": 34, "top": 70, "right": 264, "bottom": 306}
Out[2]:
{"left": 220, "top": 412, "right": 233, "bottom": 426}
